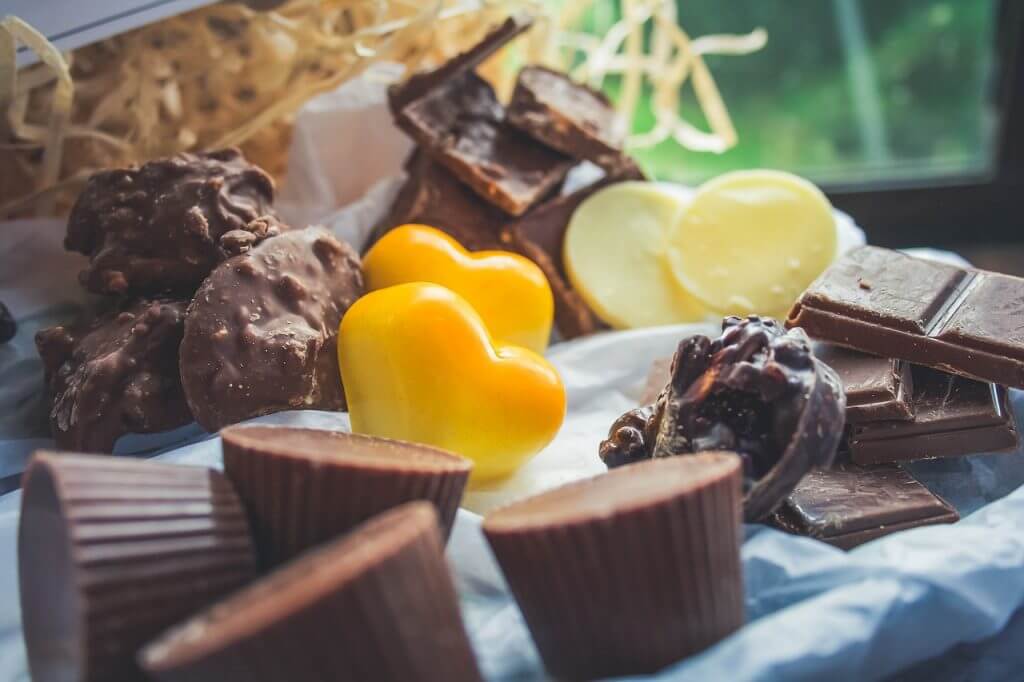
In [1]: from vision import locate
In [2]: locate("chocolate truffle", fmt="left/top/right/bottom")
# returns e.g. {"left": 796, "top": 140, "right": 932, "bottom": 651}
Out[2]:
{"left": 484, "top": 454, "right": 744, "bottom": 680}
{"left": 220, "top": 425, "right": 472, "bottom": 568}
{"left": 18, "top": 452, "right": 257, "bottom": 682}
{"left": 35, "top": 298, "right": 192, "bottom": 453}
{"left": 66, "top": 148, "right": 283, "bottom": 296}
{"left": 179, "top": 228, "right": 363, "bottom": 431}
{"left": 140, "top": 503, "right": 483, "bottom": 682}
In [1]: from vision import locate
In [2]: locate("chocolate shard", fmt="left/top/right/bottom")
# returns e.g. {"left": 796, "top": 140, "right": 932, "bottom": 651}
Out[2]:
{"left": 787, "top": 245, "right": 1024, "bottom": 389}
{"left": 770, "top": 461, "right": 959, "bottom": 550}
{"left": 367, "top": 151, "right": 505, "bottom": 252}
{"left": 813, "top": 343, "right": 914, "bottom": 423}
{"left": 483, "top": 453, "right": 745, "bottom": 680}
{"left": 388, "top": 14, "right": 533, "bottom": 114}
{"left": 220, "top": 425, "right": 473, "bottom": 569}
{"left": 66, "top": 148, "right": 284, "bottom": 296}
{"left": 847, "top": 366, "right": 1018, "bottom": 465}
{"left": 600, "top": 316, "right": 847, "bottom": 521}
{"left": 395, "top": 71, "right": 574, "bottom": 216}
{"left": 507, "top": 65, "right": 631, "bottom": 171}
{"left": 179, "top": 228, "right": 364, "bottom": 432}
{"left": 18, "top": 452, "right": 257, "bottom": 682}
{"left": 35, "top": 298, "right": 192, "bottom": 453}
{"left": 140, "top": 503, "right": 483, "bottom": 682}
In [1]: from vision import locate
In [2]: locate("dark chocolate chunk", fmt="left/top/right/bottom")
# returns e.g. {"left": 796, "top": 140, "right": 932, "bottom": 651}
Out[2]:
{"left": 0, "top": 300, "right": 15, "bottom": 343}
{"left": 368, "top": 151, "right": 505, "bottom": 252}
{"left": 848, "top": 366, "right": 1018, "bottom": 465}
{"left": 179, "top": 228, "right": 363, "bottom": 432}
{"left": 221, "top": 425, "right": 472, "bottom": 568}
{"left": 508, "top": 65, "right": 630, "bottom": 170}
{"left": 788, "top": 245, "right": 1024, "bottom": 389}
{"left": 395, "top": 71, "right": 574, "bottom": 216}
{"left": 600, "top": 316, "right": 846, "bottom": 521}
{"left": 140, "top": 503, "right": 483, "bottom": 682}
{"left": 35, "top": 298, "right": 192, "bottom": 453}
{"left": 770, "top": 461, "right": 959, "bottom": 549}
{"left": 66, "top": 148, "right": 283, "bottom": 296}
{"left": 813, "top": 344, "right": 914, "bottom": 423}
{"left": 388, "top": 14, "right": 533, "bottom": 114}
{"left": 19, "top": 452, "right": 257, "bottom": 682}
{"left": 483, "top": 454, "right": 744, "bottom": 680}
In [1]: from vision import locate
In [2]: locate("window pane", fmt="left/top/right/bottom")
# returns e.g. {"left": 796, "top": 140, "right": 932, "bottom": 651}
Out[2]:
{"left": 579, "top": 1, "right": 1000, "bottom": 185}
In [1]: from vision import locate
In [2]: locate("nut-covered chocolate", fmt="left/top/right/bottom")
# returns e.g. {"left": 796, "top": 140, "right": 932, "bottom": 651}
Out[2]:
{"left": 35, "top": 298, "right": 192, "bottom": 453}
{"left": 66, "top": 148, "right": 283, "bottom": 296}
{"left": 600, "top": 316, "right": 846, "bottom": 521}
{"left": 179, "top": 228, "right": 363, "bottom": 432}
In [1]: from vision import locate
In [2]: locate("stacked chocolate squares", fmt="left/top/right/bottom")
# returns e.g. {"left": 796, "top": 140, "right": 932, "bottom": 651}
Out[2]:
{"left": 374, "top": 15, "right": 644, "bottom": 339}
{"left": 35, "top": 149, "right": 365, "bottom": 452}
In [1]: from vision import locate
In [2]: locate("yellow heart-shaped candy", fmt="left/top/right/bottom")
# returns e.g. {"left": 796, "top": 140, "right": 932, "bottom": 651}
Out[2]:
{"left": 338, "top": 283, "right": 566, "bottom": 483}
{"left": 363, "top": 224, "right": 554, "bottom": 353}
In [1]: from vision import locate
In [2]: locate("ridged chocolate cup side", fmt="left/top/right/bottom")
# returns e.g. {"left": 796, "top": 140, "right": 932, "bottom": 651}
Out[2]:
{"left": 18, "top": 452, "right": 257, "bottom": 682}
{"left": 140, "top": 502, "right": 483, "bottom": 682}
{"left": 483, "top": 453, "right": 744, "bottom": 680}
{"left": 221, "top": 425, "right": 472, "bottom": 569}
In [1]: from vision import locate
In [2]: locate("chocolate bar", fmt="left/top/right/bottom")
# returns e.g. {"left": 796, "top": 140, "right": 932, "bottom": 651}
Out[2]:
{"left": 508, "top": 65, "right": 628, "bottom": 170}
{"left": 788, "top": 246, "right": 1024, "bottom": 389}
{"left": 770, "top": 461, "right": 959, "bottom": 549}
{"left": 35, "top": 298, "right": 192, "bottom": 453}
{"left": 847, "top": 366, "right": 1018, "bottom": 465}
{"left": 813, "top": 344, "right": 914, "bottom": 423}
{"left": 66, "top": 148, "right": 283, "bottom": 296}
{"left": 395, "top": 71, "right": 573, "bottom": 216}
{"left": 180, "top": 228, "right": 363, "bottom": 431}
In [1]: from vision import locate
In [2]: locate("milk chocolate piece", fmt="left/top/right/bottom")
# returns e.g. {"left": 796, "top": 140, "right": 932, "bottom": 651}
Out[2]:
{"left": 35, "top": 298, "right": 192, "bottom": 453}
{"left": 66, "top": 148, "right": 283, "bottom": 296}
{"left": 508, "top": 65, "right": 627, "bottom": 170}
{"left": 19, "top": 452, "right": 256, "bottom": 682}
{"left": 369, "top": 152, "right": 505, "bottom": 252}
{"left": 600, "top": 317, "right": 847, "bottom": 521}
{"left": 388, "top": 15, "right": 533, "bottom": 113}
{"left": 788, "top": 246, "right": 1024, "bottom": 389}
{"left": 140, "top": 503, "right": 483, "bottom": 682}
{"left": 180, "top": 228, "right": 363, "bottom": 432}
{"left": 813, "top": 344, "right": 914, "bottom": 423}
{"left": 848, "top": 367, "right": 1018, "bottom": 464}
{"left": 770, "top": 461, "right": 958, "bottom": 549}
{"left": 484, "top": 454, "right": 744, "bottom": 680}
{"left": 221, "top": 425, "right": 472, "bottom": 568}
{"left": 395, "top": 71, "right": 573, "bottom": 216}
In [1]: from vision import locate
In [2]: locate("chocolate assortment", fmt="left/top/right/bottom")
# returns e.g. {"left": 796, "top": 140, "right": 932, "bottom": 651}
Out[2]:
{"left": 770, "top": 462, "right": 959, "bottom": 549}
{"left": 35, "top": 298, "right": 192, "bottom": 452}
{"left": 484, "top": 453, "right": 745, "bottom": 679}
{"left": 601, "top": 316, "right": 846, "bottom": 521}
{"left": 179, "top": 227, "right": 363, "bottom": 431}
{"left": 788, "top": 245, "right": 1024, "bottom": 389}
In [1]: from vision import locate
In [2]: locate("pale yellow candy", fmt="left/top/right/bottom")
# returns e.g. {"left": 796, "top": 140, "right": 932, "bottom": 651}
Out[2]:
{"left": 666, "top": 170, "right": 837, "bottom": 316}
{"left": 564, "top": 182, "right": 710, "bottom": 328}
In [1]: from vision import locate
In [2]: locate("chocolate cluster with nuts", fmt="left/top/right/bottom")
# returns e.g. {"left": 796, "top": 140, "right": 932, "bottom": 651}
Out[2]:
{"left": 600, "top": 316, "right": 846, "bottom": 521}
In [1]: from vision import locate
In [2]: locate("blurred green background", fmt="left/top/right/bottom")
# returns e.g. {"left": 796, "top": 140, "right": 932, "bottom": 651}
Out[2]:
{"left": 574, "top": 1, "right": 999, "bottom": 185}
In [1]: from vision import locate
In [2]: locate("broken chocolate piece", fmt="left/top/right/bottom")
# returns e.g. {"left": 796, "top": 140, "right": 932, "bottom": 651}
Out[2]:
{"left": 66, "top": 148, "right": 283, "bottom": 296}
{"left": 508, "top": 65, "right": 628, "bottom": 170}
{"left": 35, "top": 298, "right": 192, "bottom": 453}
{"left": 179, "top": 228, "right": 363, "bottom": 432}
{"left": 395, "top": 71, "right": 573, "bottom": 216}
{"left": 600, "top": 316, "right": 846, "bottom": 521}
{"left": 770, "top": 461, "right": 959, "bottom": 549}
{"left": 813, "top": 344, "right": 914, "bottom": 423}
{"left": 368, "top": 152, "right": 505, "bottom": 252}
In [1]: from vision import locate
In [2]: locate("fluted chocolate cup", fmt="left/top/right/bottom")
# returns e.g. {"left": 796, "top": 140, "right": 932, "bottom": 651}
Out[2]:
{"left": 220, "top": 425, "right": 472, "bottom": 569}
{"left": 483, "top": 452, "right": 744, "bottom": 680}
{"left": 139, "top": 502, "right": 483, "bottom": 682}
{"left": 18, "top": 452, "right": 257, "bottom": 682}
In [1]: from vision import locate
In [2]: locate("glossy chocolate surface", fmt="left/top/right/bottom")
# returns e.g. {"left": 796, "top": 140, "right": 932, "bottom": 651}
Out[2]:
{"left": 814, "top": 344, "right": 913, "bottom": 423}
